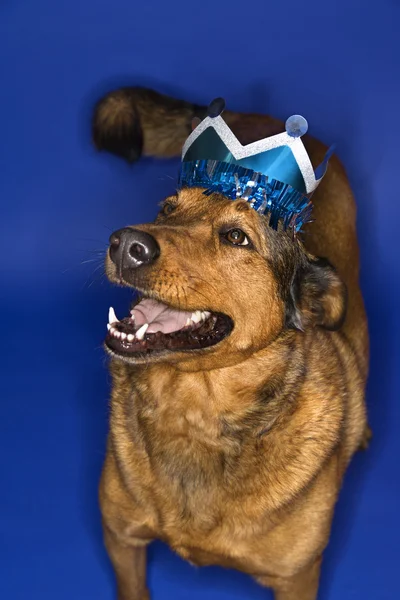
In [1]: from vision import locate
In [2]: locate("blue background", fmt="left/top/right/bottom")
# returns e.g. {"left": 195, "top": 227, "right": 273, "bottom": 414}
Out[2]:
{"left": 1, "top": 1, "right": 399, "bottom": 598}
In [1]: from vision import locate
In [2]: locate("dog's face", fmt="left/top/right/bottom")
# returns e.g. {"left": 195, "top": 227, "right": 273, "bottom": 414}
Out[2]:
{"left": 105, "top": 188, "right": 346, "bottom": 370}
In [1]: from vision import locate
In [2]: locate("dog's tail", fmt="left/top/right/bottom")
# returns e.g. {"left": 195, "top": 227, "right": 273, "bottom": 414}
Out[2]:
{"left": 92, "top": 87, "right": 293, "bottom": 164}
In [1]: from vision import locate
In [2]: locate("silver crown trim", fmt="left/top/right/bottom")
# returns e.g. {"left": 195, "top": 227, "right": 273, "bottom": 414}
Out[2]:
{"left": 181, "top": 116, "right": 323, "bottom": 194}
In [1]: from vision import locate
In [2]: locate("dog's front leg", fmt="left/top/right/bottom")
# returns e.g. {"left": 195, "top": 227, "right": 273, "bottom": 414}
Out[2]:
{"left": 103, "top": 525, "right": 150, "bottom": 600}
{"left": 257, "top": 556, "right": 321, "bottom": 600}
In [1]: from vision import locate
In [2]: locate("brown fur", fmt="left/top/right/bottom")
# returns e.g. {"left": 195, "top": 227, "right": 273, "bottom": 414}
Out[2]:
{"left": 93, "top": 88, "right": 369, "bottom": 600}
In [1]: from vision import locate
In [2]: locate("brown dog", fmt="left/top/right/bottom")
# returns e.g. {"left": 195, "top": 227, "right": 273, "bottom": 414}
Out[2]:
{"left": 92, "top": 88, "right": 370, "bottom": 600}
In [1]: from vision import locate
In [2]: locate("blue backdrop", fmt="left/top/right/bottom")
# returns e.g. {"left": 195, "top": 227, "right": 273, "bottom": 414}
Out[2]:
{"left": 1, "top": 1, "right": 399, "bottom": 598}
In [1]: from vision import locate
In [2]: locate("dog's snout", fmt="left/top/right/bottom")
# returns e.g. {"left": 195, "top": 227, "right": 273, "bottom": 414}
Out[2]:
{"left": 109, "top": 228, "right": 160, "bottom": 269}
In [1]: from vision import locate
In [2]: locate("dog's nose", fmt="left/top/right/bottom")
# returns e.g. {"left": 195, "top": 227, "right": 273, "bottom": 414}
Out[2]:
{"left": 109, "top": 228, "right": 160, "bottom": 269}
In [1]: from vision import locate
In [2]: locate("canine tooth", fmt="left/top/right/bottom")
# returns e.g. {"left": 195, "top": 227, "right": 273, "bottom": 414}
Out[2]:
{"left": 108, "top": 306, "right": 119, "bottom": 324}
{"left": 107, "top": 324, "right": 111, "bottom": 331}
{"left": 185, "top": 317, "right": 192, "bottom": 327}
{"left": 136, "top": 323, "right": 148, "bottom": 340}
{"left": 127, "top": 334, "right": 134, "bottom": 342}
{"left": 204, "top": 311, "right": 211, "bottom": 318}
{"left": 120, "top": 332, "right": 127, "bottom": 340}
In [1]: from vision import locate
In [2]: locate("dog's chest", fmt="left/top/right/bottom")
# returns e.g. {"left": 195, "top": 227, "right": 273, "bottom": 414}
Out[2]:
{"left": 127, "top": 371, "right": 276, "bottom": 567}
{"left": 155, "top": 480, "right": 274, "bottom": 573}
{"left": 154, "top": 475, "right": 264, "bottom": 570}
{"left": 137, "top": 410, "right": 269, "bottom": 567}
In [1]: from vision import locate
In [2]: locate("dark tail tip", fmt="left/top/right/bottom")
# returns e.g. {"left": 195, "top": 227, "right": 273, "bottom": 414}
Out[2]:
{"left": 92, "top": 89, "right": 143, "bottom": 163}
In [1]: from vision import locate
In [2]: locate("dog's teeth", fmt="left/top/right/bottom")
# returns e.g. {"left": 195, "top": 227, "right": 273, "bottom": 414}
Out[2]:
{"left": 114, "top": 330, "right": 121, "bottom": 338}
{"left": 204, "top": 311, "right": 211, "bottom": 319}
{"left": 127, "top": 334, "right": 134, "bottom": 342}
{"left": 192, "top": 311, "right": 202, "bottom": 324}
{"left": 136, "top": 323, "right": 149, "bottom": 340}
{"left": 120, "top": 332, "right": 127, "bottom": 341}
{"left": 185, "top": 317, "right": 192, "bottom": 327}
{"left": 108, "top": 307, "right": 119, "bottom": 324}
{"left": 107, "top": 324, "right": 111, "bottom": 331}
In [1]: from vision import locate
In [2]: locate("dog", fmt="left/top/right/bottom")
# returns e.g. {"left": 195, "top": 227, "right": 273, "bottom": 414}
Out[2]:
{"left": 92, "top": 87, "right": 370, "bottom": 600}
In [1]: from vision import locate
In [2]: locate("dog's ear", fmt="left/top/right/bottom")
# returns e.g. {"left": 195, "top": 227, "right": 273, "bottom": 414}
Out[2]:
{"left": 285, "top": 256, "right": 347, "bottom": 331}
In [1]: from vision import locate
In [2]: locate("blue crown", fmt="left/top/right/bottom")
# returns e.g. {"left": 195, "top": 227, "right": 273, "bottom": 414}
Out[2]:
{"left": 178, "top": 99, "right": 334, "bottom": 232}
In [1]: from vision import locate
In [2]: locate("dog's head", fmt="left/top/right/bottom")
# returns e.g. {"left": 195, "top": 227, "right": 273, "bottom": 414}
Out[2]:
{"left": 105, "top": 188, "right": 346, "bottom": 370}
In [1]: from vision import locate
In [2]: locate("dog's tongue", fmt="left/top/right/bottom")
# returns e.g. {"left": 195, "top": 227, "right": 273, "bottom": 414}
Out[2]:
{"left": 131, "top": 299, "right": 192, "bottom": 334}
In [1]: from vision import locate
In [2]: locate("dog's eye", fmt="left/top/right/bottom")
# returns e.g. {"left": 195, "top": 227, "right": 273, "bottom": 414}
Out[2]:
{"left": 223, "top": 229, "right": 250, "bottom": 246}
{"left": 160, "top": 202, "right": 175, "bottom": 216}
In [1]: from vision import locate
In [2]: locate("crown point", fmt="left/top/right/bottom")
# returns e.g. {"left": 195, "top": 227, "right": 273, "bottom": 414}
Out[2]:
{"left": 207, "top": 98, "right": 226, "bottom": 118}
{"left": 285, "top": 115, "right": 308, "bottom": 138}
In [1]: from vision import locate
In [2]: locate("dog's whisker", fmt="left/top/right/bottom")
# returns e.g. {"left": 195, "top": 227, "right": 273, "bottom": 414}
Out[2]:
{"left": 90, "top": 263, "right": 106, "bottom": 273}
{"left": 188, "top": 275, "right": 219, "bottom": 295}
{"left": 87, "top": 271, "right": 107, "bottom": 289}
{"left": 175, "top": 284, "right": 182, "bottom": 312}
{"left": 81, "top": 262, "right": 106, "bottom": 290}
{"left": 61, "top": 258, "right": 104, "bottom": 275}
{"left": 158, "top": 174, "right": 176, "bottom": 182}
{"left": 80, "top": 258, "right": 104, "bottom": 265}
{"left": 76, "top": 248, "right": 107, "bottom": 255}
{"left": 183, "top": 287, "right": 189, "bottom": 313}
{"left": 185, "top": 285, "right": 211, "bottom": 306}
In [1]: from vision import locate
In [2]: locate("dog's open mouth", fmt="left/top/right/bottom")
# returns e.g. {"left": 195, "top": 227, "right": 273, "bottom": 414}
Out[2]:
{"left": 105, "top": 298, "right": 233, "bottom": 355}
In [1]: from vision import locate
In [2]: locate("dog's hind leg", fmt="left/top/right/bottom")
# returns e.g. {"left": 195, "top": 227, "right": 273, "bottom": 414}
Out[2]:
{"left": 257, "top": 556, "right": 322, "bottom": 600}
{"left": 103, "top": 525, "right": 150, "bottom": 600}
